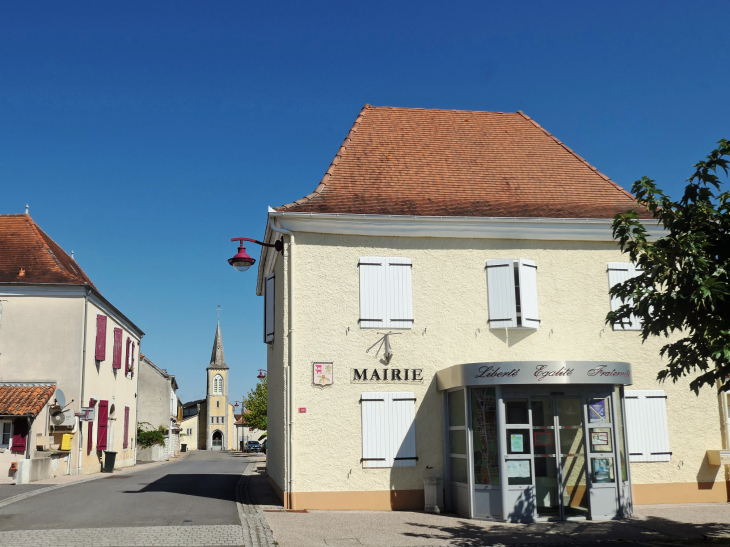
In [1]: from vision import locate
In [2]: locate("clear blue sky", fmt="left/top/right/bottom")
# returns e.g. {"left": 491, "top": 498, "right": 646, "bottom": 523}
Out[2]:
{"left": 2, "top": 2, "right": 728, "bottom": 404}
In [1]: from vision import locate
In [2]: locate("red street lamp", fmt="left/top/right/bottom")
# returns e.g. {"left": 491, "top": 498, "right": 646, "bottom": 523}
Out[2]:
{"left": 257, "top": 369, "right": 267, "bottom": 380}
{"left": 228, "top": 237, "right": 283, "bottom": 272}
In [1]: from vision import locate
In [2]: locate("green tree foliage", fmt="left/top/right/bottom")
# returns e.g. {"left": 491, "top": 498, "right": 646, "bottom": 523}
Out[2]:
{"left": 608, "top": 140, "right": 730, "bottom": 394}
{"left": 243, "top": 376, "right": 267, "bottom": 431}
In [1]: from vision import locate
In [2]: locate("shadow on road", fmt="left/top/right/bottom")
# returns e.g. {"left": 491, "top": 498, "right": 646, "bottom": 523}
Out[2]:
{"left": 122, "top": 474, "right": 239, "bottom": 502}
{"left": 399, "top": 514, "right": 730, "bottom": 546}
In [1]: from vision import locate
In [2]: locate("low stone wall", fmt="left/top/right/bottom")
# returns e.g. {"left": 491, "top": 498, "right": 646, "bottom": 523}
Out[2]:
{"left": 136, "top": 445, "right": 167, "bottom": 462}
{"left": 15, "top": 453, "right": 70, "bottom": 484}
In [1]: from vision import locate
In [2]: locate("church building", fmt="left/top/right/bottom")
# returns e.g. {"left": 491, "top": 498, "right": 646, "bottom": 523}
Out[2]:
{"left": 181, "top": 322, "right": 237, "bottom": 451}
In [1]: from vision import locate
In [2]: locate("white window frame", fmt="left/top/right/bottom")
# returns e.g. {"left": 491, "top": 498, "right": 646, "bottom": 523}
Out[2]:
{"left": 213, "top": 374, "right": 223, "bottom": 395}
{"left": 607, "top": 262, "right": 642, "bottom": 331}
{"left": 485, "top": 258, "right": 540, "bottom": 330}
{"left": 360, "top": 392, "right": 417, "bottom": 468}
{"left": 358, "top": 257, "right": 413, "bottom": 330}
{"left": 0, "top": 420, "right": 12, "bottom": 449}
{"left": 624, "top": 389, "right": 671, "bottom": 462}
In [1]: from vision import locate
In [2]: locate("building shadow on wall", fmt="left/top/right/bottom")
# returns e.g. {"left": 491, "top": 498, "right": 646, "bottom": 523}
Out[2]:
{"left": 386, "top": 374, "right": 441, "bottom": 511}
{"left": 490, "top": 327, "right": 535, "bottom": 347}
{"left": 398, "top": 515, "right": 730, "bottom": 546}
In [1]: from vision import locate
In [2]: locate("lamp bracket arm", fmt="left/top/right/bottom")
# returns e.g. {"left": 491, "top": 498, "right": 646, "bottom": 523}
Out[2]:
{"left": 231, "top": 237, "right": 284, "bottom": 254}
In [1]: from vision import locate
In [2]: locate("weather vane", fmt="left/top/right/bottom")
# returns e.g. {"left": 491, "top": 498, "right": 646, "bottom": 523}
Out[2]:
{"left": 216, "top": 304, "right": 222, "bottom": 321}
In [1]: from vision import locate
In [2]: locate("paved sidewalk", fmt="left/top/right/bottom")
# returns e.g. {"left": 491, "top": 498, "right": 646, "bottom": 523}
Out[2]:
{"left": 263, "top": 502, "right": 730, "bottom": 547}
{"left": 0, "top": 525, "right": 244, "bottom": 546}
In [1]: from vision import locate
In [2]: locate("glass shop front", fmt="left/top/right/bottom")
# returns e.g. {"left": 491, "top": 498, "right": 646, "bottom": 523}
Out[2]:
{"left": 437, "top": 361, "right": 633, "bottom": 522}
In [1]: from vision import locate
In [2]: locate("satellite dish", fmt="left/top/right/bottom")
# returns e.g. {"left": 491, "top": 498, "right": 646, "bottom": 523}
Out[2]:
{"left": 54, "top": 388, "right": 66, "bottom": 408}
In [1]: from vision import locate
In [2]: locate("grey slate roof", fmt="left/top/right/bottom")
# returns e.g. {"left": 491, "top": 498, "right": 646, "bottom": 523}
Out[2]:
{"left": 207, "top": 322, "right": 229, "bottom": 370}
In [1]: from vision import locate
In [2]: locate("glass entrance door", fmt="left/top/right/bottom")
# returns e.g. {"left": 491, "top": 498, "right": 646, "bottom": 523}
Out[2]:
{"left": 530, "top": 397, "right": 588, "bottom": 519}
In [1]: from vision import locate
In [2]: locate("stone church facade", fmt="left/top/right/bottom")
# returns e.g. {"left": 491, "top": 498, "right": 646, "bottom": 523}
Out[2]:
{"left": 181, "top": 322, "right": 236, "bottom": 451}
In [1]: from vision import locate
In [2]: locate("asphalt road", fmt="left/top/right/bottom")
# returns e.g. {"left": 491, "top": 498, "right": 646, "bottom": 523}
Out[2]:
{"left": 0, "top": 451, "right": 257, "bottom": 531}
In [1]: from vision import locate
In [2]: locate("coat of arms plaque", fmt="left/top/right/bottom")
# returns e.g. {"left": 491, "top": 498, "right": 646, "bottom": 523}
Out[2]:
{"left": 313, "top": 362, "right": 333, "bottom": 386}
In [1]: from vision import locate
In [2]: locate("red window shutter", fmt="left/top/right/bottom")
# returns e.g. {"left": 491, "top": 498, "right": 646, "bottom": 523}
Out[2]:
{"left": 123, "top": 407, "right": 130, "bottom": 449}
{"left": 95, "top": 315, "right": 107, "bottom": 361}
{"left": 125, "top": 337, "right": 131, "bottom": 375}
{"left": 131, "top": 342, "right": 136, "bottom": 378}
{"left": 112, "top": 328, "right": 123, "bottom": 369}
{"left": 97, "top": 400, "right": 109, "bottom": 451}
{"left": 87, "top": 398, "right": 96, "bottom": 453}
{"left": 11, "top": 418, "right": 28, "bottom": 453}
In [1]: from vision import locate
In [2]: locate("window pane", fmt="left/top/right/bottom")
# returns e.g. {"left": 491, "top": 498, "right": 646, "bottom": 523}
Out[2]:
{"left": 506, "top": 429, "right": 531, "bottom": 454}
{"left": 471, "top": 388, "right": 500, "bottom": 485}
{"left": 448, "top": 390, "right": 465, "bottom": 427}
{"left": 505, "top": 399, "right": 529, "bottom": 424}
{"left": 449, "top": 430, "right": 467, "bottom": 455}
{"left": 450, "top": 457, "right": 468, "bottom": 484}
{"left": 531, "top": 398, "right": 553, "bottom": 427}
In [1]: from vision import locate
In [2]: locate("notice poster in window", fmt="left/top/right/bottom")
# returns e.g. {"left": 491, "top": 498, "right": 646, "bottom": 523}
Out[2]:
{"left": 507, "top": 460, "right": 531, "bottom": 478}
{"left": 510, "top": 433, "right": 524, "bottom": 453}
{"left": 588, "top": 399, "right": 608, "bottom": 423}
{"left": 592, "top": 457, "right": 614, "bottom": 483}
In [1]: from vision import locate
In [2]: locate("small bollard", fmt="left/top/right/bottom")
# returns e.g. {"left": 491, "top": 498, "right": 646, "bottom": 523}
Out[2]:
{"left": 424, "top": 477, "right": 443, "bottom": 513}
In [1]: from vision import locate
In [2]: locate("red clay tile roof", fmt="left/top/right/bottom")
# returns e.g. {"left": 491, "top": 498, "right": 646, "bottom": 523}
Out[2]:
{"left": 0, "top": 214, "right": 96, "bottom": 287}
{"left": 276, "top": 106, "right": 651, "bottom": 219}
{"left": 0, "top": 383, "right": 56, "bottom": 416}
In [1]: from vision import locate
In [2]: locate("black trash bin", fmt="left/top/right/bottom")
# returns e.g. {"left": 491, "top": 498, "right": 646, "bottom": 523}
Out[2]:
{"left": 103, "top": 451, "right": 117, "bottom": 473}
{"left": 181, "top": 444, "right": 187, "bottom": 452}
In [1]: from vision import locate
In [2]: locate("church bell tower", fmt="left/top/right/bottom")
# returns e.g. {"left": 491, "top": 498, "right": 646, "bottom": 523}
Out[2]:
{"left": 206, "top": 321, "right": 229, "bottom": 450}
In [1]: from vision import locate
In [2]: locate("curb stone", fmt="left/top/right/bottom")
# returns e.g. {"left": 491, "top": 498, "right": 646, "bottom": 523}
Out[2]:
{"left": 236, "top": 462, "right": 276, "bottom": 547}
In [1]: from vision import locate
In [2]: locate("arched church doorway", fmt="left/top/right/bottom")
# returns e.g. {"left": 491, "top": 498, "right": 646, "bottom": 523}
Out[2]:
{"left": 212, "top": 430, "right": 223, "bottom": 450}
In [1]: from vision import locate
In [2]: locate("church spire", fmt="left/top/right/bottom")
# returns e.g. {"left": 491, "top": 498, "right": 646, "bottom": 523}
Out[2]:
{"left": 207, "top": 321, "right": 229, "bottom": 370}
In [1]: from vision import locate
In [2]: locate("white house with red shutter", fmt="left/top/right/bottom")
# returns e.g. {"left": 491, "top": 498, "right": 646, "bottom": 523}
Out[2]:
{"left": 0, "top": 213, "right": 144, "bottom": 481}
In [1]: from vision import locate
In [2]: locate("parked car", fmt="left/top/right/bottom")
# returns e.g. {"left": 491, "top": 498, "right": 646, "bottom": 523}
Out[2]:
{"left": 245, "top": 440, "right": 262, "bottom": 453}
{"left": 261, "top": 439, "right": 267, "bottom": 454}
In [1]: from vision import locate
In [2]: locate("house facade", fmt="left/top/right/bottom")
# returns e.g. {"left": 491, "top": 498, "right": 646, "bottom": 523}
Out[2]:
{"left": 0, "top": 213, "right": 143, "bottom": 481}
{"left": 137, "top": 355, "right": 181, "bottom": 460}
{"left": 254, "top": 106, "right": 729, "bottom": 521}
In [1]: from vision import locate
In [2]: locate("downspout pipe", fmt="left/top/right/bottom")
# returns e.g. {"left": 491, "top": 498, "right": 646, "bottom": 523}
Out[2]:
{"left": 268, "top": 217, "right": 295, "bottom": 508}
{"left": 78, "top": 286, "right": 91, "bottom": 475}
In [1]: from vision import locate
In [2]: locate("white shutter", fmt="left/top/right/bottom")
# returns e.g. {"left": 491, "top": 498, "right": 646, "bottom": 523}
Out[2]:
{"left": 386, "top": 258, "right": 413, "bottom": 329}
{"left": 361, "top": 393, "right": 388, "bottom": 468}
{"left": 624, "top": 390, "right": 671, "bottom": 462}
{"left": 518, "top": 258, "right": 540, "bottom": 329}
{"left": 607, "top": 262, "right": 641, "bottom": 331}
{"left": 486, "top": 259, "right": 517, "bottom": 329}
{"left": 359, "top": 257, "right": 385, "bottom": 329}
{"left": 361, "top": 392, "right": 417, "bottom": 468}
{"left": 264, "top": 274, "right": 275, "bottom": 343}
{"left": 390, "top": 392, "right": 417, "bottom": 467}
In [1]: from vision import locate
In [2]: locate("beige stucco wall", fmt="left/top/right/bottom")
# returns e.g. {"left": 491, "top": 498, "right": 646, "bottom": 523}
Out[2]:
{"left": 79, "top": 299, "right": 140, "bottom": 474}
{"left": 181, "top": 415, "right": 199, "bottom": 451}
{"left": 266, "top": 251, "right": 287, "bottom": 493}
{"left": 0, "top": 290, "right": 141, "bottom": 478}
{"left": 269, "top": 232, "right": 726, "bottom": 501}
{"left": 0, "top": 293, "right": 85, "bottom": 477}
